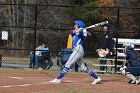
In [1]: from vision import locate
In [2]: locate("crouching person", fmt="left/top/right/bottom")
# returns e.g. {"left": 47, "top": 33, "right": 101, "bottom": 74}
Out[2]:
{"left": 118, "top": 43, "right": 140, "bottom": 85}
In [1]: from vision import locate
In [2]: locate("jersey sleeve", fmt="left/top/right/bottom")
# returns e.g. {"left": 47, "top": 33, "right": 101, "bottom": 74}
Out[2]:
{"left": 83, "top": 29, "right": 87, "bottom": 37}
{"left": 78, "top": 29, "right": 87, "bottom": 41}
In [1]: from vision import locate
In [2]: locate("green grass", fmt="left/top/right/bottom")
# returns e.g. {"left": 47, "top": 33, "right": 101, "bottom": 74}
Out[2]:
{"left": 1, "top": 56, "right": 115, "bottom": 72}
{"left": 1, "top": 56, "right": 118, "bottom": 74}
{"left": 2, "top": 57, "right": 29, "bottom": 65}
{"left": 1, "top": 56, "right": 99, "bottom": 66}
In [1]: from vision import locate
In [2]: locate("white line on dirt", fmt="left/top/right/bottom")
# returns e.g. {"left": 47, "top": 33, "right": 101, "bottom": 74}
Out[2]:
{"left": 0, "top": 76, "right": 51, "bottom": 88}
{"left": 0, "top": 82, "right": 51, "bottom": 88}
{"left": 2, "top": 76, "right": 23, "bottom": 80}
{"left": 0, "top": 76, "right": 76, "bottom": 88}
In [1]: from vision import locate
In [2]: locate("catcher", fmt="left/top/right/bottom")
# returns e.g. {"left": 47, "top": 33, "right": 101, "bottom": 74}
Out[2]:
{"left": 118, "top": 43, "right": 140, "bottom": 85}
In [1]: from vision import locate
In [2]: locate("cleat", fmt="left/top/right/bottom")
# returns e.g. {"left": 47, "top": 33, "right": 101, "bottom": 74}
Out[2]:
{"left": 128, "top": 79, "right": 136, "bottom": 84}
{"left": 49, "top": 78, "right": 61, "bottom": 84}
{"left": 128, "top": 79, "right": 133, "bottom": 84}
{"left": 128, "top": 79, "right": 140, "bottom": 85}
{"left": 92, "top": 77, "right": 101, "bottom": 84}
{"left": 135, "top": 80, "right": 140, "bottom": 85}
{"left": 131, "top": 80, "right": 136, "bottom": 84}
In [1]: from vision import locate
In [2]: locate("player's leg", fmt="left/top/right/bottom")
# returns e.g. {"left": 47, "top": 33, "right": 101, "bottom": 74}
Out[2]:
{"left": 120, "top": 67, "right": 139, "bottom": 84}
{"left": 77, "top": 58, "right": 101, "bottom": 84}
{"left": 126, "top": 67, "right": 140, "bottom": 84}
{"left": 35, "top": 55, "right": 39, "bottom": 69}
{"left": 99, "top": 57, "right": 107, "bottom": 72}
{"left": 29, "top": 54, "right": 33, "bottom": 68}
{"left": 50, "top": 50, "right": 80, "bottom": 83}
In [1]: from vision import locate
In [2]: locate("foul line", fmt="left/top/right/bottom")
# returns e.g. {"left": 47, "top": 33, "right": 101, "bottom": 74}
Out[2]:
{"left": 0, "top": 76, "right": 51, "bottom": 88}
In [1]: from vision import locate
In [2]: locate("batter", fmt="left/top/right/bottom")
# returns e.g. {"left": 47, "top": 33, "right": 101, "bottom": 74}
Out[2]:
{"left": 50, "top": 20, "right": 101, "bottom": 84}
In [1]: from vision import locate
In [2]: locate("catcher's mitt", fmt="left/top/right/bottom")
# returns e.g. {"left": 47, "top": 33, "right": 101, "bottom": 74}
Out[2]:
{"left": 97, "top": 49, "right": 109, "bottom": 57}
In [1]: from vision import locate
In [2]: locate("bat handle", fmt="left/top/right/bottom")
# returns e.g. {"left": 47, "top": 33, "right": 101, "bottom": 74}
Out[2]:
{"left": 78, "top": 28, "right": 91, "bottom": 36}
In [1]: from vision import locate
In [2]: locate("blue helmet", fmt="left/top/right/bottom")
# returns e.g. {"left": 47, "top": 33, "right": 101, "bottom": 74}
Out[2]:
{"left": 74, "top": 20, "right": 85, "bottom": 28}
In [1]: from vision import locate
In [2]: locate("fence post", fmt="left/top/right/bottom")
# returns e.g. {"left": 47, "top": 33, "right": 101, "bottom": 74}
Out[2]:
{"left": 114, "top": 7, "right": 120, "bottom": 74}
{"left": 33, "top": 4, "right": 38, "bottom": 69}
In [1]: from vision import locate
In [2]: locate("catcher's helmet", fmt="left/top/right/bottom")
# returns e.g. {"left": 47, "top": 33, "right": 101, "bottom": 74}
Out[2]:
{"left": 74, "top": 20, "right": 85, "bottom": 28}
{"left": 123, "top": 43, "right": 134, "bottom": 49}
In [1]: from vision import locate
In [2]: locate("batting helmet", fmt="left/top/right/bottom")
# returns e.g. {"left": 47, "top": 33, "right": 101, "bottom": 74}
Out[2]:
{"left": 74, "top": 20, "right": 85, "bottom": 28}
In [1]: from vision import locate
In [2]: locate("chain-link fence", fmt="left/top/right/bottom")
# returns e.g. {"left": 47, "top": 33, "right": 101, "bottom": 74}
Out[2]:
{"left": 0, "top": 4, "right": 139, "bottom": 73}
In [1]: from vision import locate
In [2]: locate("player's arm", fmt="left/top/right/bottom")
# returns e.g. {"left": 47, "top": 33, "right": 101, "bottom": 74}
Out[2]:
{"left": 77, "top": 29, "right": 87, "bottom": 40}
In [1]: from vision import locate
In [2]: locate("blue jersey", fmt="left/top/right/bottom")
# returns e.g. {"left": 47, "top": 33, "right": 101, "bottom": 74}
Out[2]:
{"left": 70, "top": 28, "right": 87, "bottom": 48}
{"left": 125, "top": 50, "right": 140, "bottom": 75}
{"left": 125, "top": 50, "right": 140, "bottom": 67}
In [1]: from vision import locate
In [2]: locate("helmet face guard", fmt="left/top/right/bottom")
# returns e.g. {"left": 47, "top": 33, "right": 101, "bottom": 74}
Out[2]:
{"left": 74, "top": 20, "right": 85, "bottom": 28}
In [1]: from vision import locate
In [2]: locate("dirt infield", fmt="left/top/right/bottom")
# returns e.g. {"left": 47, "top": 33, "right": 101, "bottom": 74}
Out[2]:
{"left": 0, "top": 68, "right": 140, "bottom": 93}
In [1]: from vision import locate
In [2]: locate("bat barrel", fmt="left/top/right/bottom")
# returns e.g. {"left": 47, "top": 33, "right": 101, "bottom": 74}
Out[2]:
{"left": 85, "top": 21, "right": 109, "bottom": 29}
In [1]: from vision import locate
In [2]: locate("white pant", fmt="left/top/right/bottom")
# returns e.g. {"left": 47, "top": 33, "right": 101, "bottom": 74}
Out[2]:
{"left": 65, "top": 45, "right": 87, "bottom": 71}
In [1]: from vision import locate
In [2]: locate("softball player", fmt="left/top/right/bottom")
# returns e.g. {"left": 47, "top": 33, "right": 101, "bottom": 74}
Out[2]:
{"left": 118, "top": 43, "right": 140, "bottom": 85}
{"left": 50, "top": 20, "right": 101, "bottom": 84}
